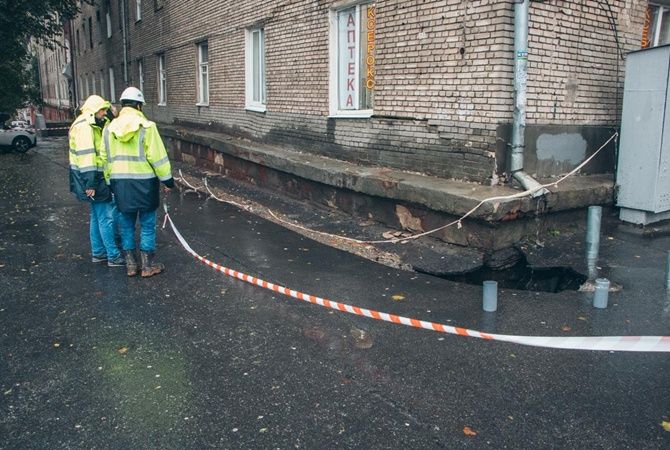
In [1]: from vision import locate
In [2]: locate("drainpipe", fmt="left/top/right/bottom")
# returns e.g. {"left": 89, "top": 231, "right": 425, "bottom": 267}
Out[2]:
{"left": 68, "top": 20, "right": 78, "bottom": 107}
{"left": 121, "top": 0, "right": 129, "bottom": 85}
{"left": 511, "top": 0, "right": 548, "bottom": 197}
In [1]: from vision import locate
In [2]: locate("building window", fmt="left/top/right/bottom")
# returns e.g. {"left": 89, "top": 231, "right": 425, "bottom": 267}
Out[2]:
{"left": 245, "top": 28, "right": 266, "bottom": 112}
{"left": 92, "top": 74, "right": 96, "bottom": 95}
{"left": 136, "top": 0, "right": 142, "bottom": 21}
{"left": 76, "top": 29, "right": 81, "bottom": 54}
{"left": 154, "top": 0, "right": 164, "bottom": 11}
{"left": 158, "top": 53, "right": 167, "bottom": 105}
{"left": 85, "top": 74, "right": 90, "bottom": 98}
{"left": 109, "top": 67, "right": 116, "bottom": 102}
{"left": 138, "top": 59, "right": 145, "bottom": 94}
{"left": 99, "top": 70, "right": 106, "bottom": 98}
{"left": 197, "top": 42, "right": 209, "bottom": 105}
{"left": 88, "top": 17, "right": 94, "bottom": 48}
{"left": 329, "top": 2, "right": 376, "bottom": 117}
{"left": 96, "top": 10, "right": 102, "bottom": 43}
{"left": 106, "top": 9, "right": 112, "bottom": 38}
{"left": 646, "top": 3, "right": 670, "bottom": 47}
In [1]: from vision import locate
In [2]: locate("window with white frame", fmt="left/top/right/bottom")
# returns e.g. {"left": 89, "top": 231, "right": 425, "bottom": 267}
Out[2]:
{"left": 109, "top": 67, "right": 116, "bottom": 102}
{"left": 647, "top": 3, "right": 670, "bottom": 47}
{"left": 138, "top": 59, "right": 145, "bottom": 94}
{"left": 245, "top": 28, "right": 266, "bottom": 112}
{"left": 136, "top": 0, "right": 142, "bottom": 21}
{"left": 99, "top": 70, "right": 105, "bottom": 98}
{"left": 197, "top": 42, "right": 209, "bottom": 105}
{"left": 158, "top": 53, "right": 167, "bottom": 105}
{"left": 329, "top": 2, "right": 376, "bottom": 117}
{"left": 106, "top": 9, "right": 112, "bottom": 38}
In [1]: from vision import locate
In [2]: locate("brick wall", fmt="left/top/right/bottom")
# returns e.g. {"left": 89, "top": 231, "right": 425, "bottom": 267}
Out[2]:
{"left": 68, "top": 0, "right": 647, "bottom": 184}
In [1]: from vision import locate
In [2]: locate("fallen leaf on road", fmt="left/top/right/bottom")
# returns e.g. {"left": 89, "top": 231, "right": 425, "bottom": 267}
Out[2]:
{"left": 53, "top": 342, "right": 61, "bottom": 348}
{"left": 463, "top": 426, "right": 477, "bottom": 436}
{"left": 661, "top": 420, "right": 670, "bottom": 432}
{"left": 117, "top": 346, "right": 129, "bottom": 354}
{"left": 561, "top": 325, "right": 572, "bottom": 332}
{"left": 577, "top": 316, "right": 587, "bottom": 321}
{"left": 391, "top": 294, "right": 405, "bottom": 301}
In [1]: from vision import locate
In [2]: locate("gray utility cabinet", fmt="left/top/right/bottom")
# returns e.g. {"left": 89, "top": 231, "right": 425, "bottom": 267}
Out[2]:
{"left": 617, "top": 44, "right": 670, "bottom": 225}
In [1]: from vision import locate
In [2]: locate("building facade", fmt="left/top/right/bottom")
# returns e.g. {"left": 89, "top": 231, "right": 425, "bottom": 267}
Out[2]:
{"left": 62, "top": 0, "right": 664, "bottom": 184}
{"left": 35, "top": 28, "right": 74, "bottom": 122}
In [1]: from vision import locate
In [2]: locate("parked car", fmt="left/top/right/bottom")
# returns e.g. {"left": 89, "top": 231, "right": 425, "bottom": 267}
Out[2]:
{"left": 10, "top": 120, "right": 30, "bottom": 129}
{"left": 0, "top": 113, "right": 37, "bottom": 153}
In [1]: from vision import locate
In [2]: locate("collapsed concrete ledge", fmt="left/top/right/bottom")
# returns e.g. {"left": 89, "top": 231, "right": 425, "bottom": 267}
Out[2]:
{"left": 161, "top": 125, "right": 615, "bottom": 251}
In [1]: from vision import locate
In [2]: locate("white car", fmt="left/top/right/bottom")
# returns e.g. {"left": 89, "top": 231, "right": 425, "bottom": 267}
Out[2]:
{"left": 10, "top": 120, "right": 30, "bottom": 129}
{"left": 0, "top": 122, "right": 37, "bottom": 153}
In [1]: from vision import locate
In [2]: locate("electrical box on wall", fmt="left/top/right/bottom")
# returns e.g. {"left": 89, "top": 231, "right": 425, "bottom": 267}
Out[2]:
{"left": 616, "top": 44, "right": 670, "bottom": 225}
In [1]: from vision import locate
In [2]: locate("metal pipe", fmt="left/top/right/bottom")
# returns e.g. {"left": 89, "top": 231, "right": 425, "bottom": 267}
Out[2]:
{"left": 586, "top": 206, "right": 602, "bottom": 280}
{"left": 68, "top": 20, "right": 78, "bottom": 107}
{"left": 511, "top": 0, "right": 548, "bottom": 197}
{"left": 593, "top": 278, "right": 610, "bottom": 309}
{"left": 483, "top": 280, "right": 498, "bottom": 312}
{"left": 666, "top": 250, "right": 670, "bottom": 290}
{"left": 121, "top": 0, "right": 129, "bottom": 86}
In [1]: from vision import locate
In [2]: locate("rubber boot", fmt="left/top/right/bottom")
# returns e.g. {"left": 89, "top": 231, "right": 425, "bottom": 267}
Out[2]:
{"left": 140, "top": 251, "right": 165, "bottom": 278}
{"left": 125, "top": 250, "right": 138, "bottom": 277}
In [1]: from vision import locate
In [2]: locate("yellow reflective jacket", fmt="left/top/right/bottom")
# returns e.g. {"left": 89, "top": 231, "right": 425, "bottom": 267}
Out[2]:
{"left": 68, "top": 95, "right": 111, "bottom": 202}
{"left": 102, "top": 107, "right": 174, "bottom": 213}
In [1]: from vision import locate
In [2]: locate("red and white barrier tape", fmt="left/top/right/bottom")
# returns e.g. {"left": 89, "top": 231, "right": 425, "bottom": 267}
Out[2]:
{"left": 163, "top": 211, "right": 670, "bottom": 352}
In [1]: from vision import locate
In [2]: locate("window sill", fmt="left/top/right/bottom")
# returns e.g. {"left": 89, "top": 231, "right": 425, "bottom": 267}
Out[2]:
{"left": 196, "top": 103, "right": 209, "bottom": 107}
{"left": 245, "top": 104, "right": 267, "bottom": 113}
{"left": 158, "top": 103, "right": 167, "bottom": 107}
{"left": 328, "top": 110, "right": 373, "bottom": 119}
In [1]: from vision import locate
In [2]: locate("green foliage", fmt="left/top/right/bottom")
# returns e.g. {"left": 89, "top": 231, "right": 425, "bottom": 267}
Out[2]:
{"left": 0, "top": 0, "right": 91, "bottom": 112}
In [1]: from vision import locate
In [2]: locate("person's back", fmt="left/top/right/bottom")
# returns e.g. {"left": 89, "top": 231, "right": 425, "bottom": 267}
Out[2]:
{"left": 104, "top": 106, "right": 171, "bottom": 213}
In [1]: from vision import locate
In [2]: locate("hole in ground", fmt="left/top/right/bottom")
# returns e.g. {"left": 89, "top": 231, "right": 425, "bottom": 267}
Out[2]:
{"left": 421, "top": 254, "right": 588, "bottom": 293}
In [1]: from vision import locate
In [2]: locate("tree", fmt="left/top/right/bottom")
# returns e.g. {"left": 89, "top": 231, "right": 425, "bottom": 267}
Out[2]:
{"left": 0, "top": 0, "right": 90, "bottom": 113}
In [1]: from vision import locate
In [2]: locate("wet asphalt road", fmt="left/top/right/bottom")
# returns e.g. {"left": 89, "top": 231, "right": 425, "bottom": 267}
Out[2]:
{"left": 1, "top": 138, "right": 669, "bottom": 449}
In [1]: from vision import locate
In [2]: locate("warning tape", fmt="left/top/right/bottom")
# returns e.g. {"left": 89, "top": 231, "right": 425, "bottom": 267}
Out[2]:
{"left": 163, "top": 211, "right": 670, "bottom": 352}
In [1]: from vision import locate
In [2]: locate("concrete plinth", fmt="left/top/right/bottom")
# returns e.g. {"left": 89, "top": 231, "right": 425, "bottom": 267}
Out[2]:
{"left": 162, "top": 125, "right": 616, "bottom": 251}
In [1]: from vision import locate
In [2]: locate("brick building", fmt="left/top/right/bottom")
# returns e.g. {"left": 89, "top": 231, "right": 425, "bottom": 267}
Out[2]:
{"left": 47, "top": 1, "right": 670, "bottom": 249}
{"left": 34, "top": 29, "right": 74, "bottom": 122}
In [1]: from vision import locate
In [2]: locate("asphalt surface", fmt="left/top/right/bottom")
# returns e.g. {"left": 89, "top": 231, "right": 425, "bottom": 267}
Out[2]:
{"left": 1, "top": 138, "right": 669, "bottom": 449}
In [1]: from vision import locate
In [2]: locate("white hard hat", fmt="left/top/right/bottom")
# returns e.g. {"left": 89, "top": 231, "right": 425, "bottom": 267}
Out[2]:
{"left": 119, "top": 86, "right": 145, "bottom": 104}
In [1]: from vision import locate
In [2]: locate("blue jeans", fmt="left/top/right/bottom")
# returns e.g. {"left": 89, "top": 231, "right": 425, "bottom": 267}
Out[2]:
{"left": 90, "top": 201, "right": 121, "bottom": 259}
{"left": 118, "top": 210, "right": 157, "bottom": 252}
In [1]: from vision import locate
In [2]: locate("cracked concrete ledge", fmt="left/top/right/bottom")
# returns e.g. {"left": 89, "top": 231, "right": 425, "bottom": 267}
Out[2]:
{"left": 161, "top": 125, "right": 615, "bottom": 223}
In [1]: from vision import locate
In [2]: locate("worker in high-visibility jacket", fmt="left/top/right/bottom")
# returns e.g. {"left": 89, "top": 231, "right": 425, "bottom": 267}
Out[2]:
{"left": 102, "top": 87, "right": 174, "bottom": 278}
{"left": 69, "top": 95, "right": 125, "bottom": 267}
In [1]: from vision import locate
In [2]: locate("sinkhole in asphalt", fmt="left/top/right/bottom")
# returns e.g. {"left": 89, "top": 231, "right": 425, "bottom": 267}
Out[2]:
{"left": 428, "top": 255, "right": 588, "bottom": 293}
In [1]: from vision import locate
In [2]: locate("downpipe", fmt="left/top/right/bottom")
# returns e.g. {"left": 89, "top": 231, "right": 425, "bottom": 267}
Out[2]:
{"left": 511, "top": 0, "right": 548, "bottom": 197}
